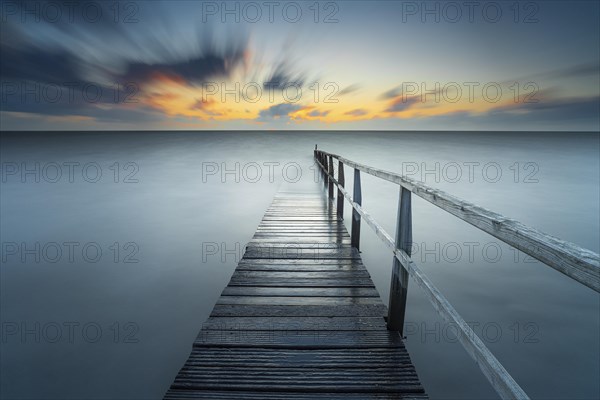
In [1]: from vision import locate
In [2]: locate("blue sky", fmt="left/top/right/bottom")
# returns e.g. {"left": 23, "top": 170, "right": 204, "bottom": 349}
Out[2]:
{"left": 1, "top": 0, "right": 599, "bottom": 130}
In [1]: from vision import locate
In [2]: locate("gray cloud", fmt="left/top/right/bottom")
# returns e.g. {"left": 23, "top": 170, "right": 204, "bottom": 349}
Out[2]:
{"left": 339, "top": 84, "right": 361, "bottom": 96}
{"left": 385, "top": 97, "right": 419, "bottom": 113}
{"left": 308, "top": 110, "right": 331, "bottom": 117}
{"left": 380, "top": 86, "right": 402, "bottom": 100}
{"left": 344, "top": 109, "right": 368, "bottom": 117}
{"left": 263, "top": 62, "right": 306, "bottom": 91}
{"left": 257, "top": 103, "right": 302, "bottom": 121}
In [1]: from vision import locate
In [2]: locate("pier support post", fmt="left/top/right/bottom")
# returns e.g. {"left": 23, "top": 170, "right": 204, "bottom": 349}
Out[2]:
{"left": 328, "top": 156, "right": 334, "bottom": 199}
{"left": 388, "top": 187, "right": 412, "bottom": 333}
{"left": 322, "top": 153, "right": 328, "bottom": 190}
{"left": 351, "top": 169, "right": 362, "bottom": 250}
{"left": 337, "top": 161, "right": 345, "bottom": 219}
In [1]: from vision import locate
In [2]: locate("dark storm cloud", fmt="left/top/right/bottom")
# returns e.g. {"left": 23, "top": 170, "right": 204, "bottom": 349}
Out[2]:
{"left": 263, "top": 62, "right": 306, "bottom": 90}
{"left": 120, "top": 53, "right": 244, "bottom": 84}
{"left": 0, "top": 8, "right": 250, "bottom": 122}
{"left": 0, "top": 41, "right": 83, "bottom": 83}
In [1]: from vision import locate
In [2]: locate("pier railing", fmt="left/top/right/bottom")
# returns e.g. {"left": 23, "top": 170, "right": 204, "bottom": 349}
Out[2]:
{"left": 314, "top": 146, "right": 600, "bottom": 400}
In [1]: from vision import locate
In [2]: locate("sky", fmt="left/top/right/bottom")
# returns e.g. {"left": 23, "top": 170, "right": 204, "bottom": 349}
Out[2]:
{"left": 0, "top": 0, "right": 599, "bottom": 131}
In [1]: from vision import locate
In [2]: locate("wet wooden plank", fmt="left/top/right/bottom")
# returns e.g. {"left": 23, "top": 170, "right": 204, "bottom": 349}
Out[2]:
{"left": 221, "top": 286, "right": 380, "bottom": 297}
{"left": 228, "top": 277, "right": 375, "bottom": 287}
{"left": 243, "top": 249, "right": 360, "bottom": 260}
{"left": 235, "top": 265, "right": 368, "bottom": 273}
{"left": 194, "top": 329, "right": 406, "bottom": 348}
{"left": 203, "top": 316, "right": 387, "bottom": 330}
{"left": 231, "top": 265, "right": 370, "bottom": 276}
{"left": 210, "top": 304, "right": 387, "bottom": 317}
{"left": 216, "top": 296, "right": 385, "bottom": 306}
{"left": 165, "top": 391, "right": 427, "bottom": 399}
{"left": 180, "top": 348, "right": 414, "bottom": 369}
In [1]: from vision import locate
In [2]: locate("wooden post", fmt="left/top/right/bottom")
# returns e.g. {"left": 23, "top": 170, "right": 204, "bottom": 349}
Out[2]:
{"left": 322, "top": 153, "right": 328, "bottom": 190}
{"left": 387, "top": 187, "right": 412, "bottom": 333}
{"left": 337, "top": 161, "right": 345, "bottom": 219}
{"left": 351, "top": 169, "right": 362, "bottom": 250}
{"left": 328, "top": 156, "right": 334, "bottom": 199}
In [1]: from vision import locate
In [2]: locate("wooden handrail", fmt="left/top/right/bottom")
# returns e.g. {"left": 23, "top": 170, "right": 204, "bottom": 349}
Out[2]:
{"left": 315, "top": 149, "right": 600, "bottom": 293}
{"left": 314, "top": 147, "right": 600, "bottom": 400}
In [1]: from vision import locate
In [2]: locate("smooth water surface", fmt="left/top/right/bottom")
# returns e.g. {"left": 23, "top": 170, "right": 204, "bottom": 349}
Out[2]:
{"left": 1, "top": 131, "right": 598, "bottom": 399}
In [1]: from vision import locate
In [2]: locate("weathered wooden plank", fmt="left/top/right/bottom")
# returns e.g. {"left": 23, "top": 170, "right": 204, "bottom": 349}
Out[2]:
{"left": 228, "top": 278, "right": 375, "bottom": 287}
{"left": 171, "top": 380, "right": 423, "bottom": 393}
{"left": 252, "top": 234, "right": 350, "bottom": 238}
{"left": 165, "top": 390, "right": 427, "bottom": 399}
{"left": 194, "top": 329, "right": 405, "bottom": 348}
{"left": 203, "top": 316, "right": 387, "bottom": 330}
{"left": 257, "top": 223, "right": 346, "bottom": 227}
{"left": 248, "top": 238, "right": 352, "bottom": 244}
{"left": 255, "top": 229, "right": 346, "bottom": 233}
{"left": 231, "top": 270, "right": 370, "bottom": 277}
{"left": 246, "top": 240, "right": 351, "bottom": 244}
{"left": 237, "top": 259, "right": 364, "bottom": 266}
{"left": 235, "top": 265, "right": 367, "bottom": 272}
{"left": 210, "top": 304, "right": 387, "bottom": 317}
{"left": 238, "top": 258, "right": 361, "bottom": 263}
{"left": 243, "top": 248, "right": 360, "bottom": 260}
{"left": 216, "top": 296, "right": 384, "bottom": 306}
{"left": 221, "top": 286, "right": 380, "bottom": 297}
{"left": 185, "top": 347, "right": 411, "bottom": 361}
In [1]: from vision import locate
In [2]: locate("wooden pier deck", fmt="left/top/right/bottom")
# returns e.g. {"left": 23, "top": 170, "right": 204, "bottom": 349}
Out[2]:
{"left": 164, "top": 147, "right": 599, "bottom": 400}
{"left": 164, "top": 190, "right": 427, "bottom": 399}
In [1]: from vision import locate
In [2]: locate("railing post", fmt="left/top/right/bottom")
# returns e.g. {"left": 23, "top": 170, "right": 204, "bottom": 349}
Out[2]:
{"left": 321, "top": 153, "right": 328, "bottom": 190}
{"left": 337, "top": 161, "right": 345, "bottom": 219}
{"left": 328, "top": 156, "right": 334, "bottom": 199}
{"left": 387, "top": 186, "right": 412, "bottom": 333}
{"left": 351, "top": 169, "right": 362, "bottom": 250}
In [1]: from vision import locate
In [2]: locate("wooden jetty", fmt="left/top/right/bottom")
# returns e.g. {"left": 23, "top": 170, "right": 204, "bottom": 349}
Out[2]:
{"left": 164, "top": 190, "right": 427, "bottom": 399}
{"left": 165, "top": 147, "right": 599, "bottom": 400}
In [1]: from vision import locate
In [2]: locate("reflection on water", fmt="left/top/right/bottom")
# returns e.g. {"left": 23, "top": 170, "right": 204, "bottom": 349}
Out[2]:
{"left": 1, "top": 131, "right": 598, "bottom": 399}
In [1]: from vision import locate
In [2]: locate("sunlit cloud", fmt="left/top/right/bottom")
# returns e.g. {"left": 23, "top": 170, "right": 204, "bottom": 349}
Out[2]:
{"left": 1, "top": 1, "right": 598, "bottom": 130}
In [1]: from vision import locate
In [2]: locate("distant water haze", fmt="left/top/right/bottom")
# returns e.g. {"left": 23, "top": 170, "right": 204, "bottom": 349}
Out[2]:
{"left": 1, "top": 131, "right": 598, "bottom": 399}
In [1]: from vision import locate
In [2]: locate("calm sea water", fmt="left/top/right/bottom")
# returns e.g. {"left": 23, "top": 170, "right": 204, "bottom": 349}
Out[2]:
{"left": 1, "top": 131, "right": 598, "bottom": 400}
